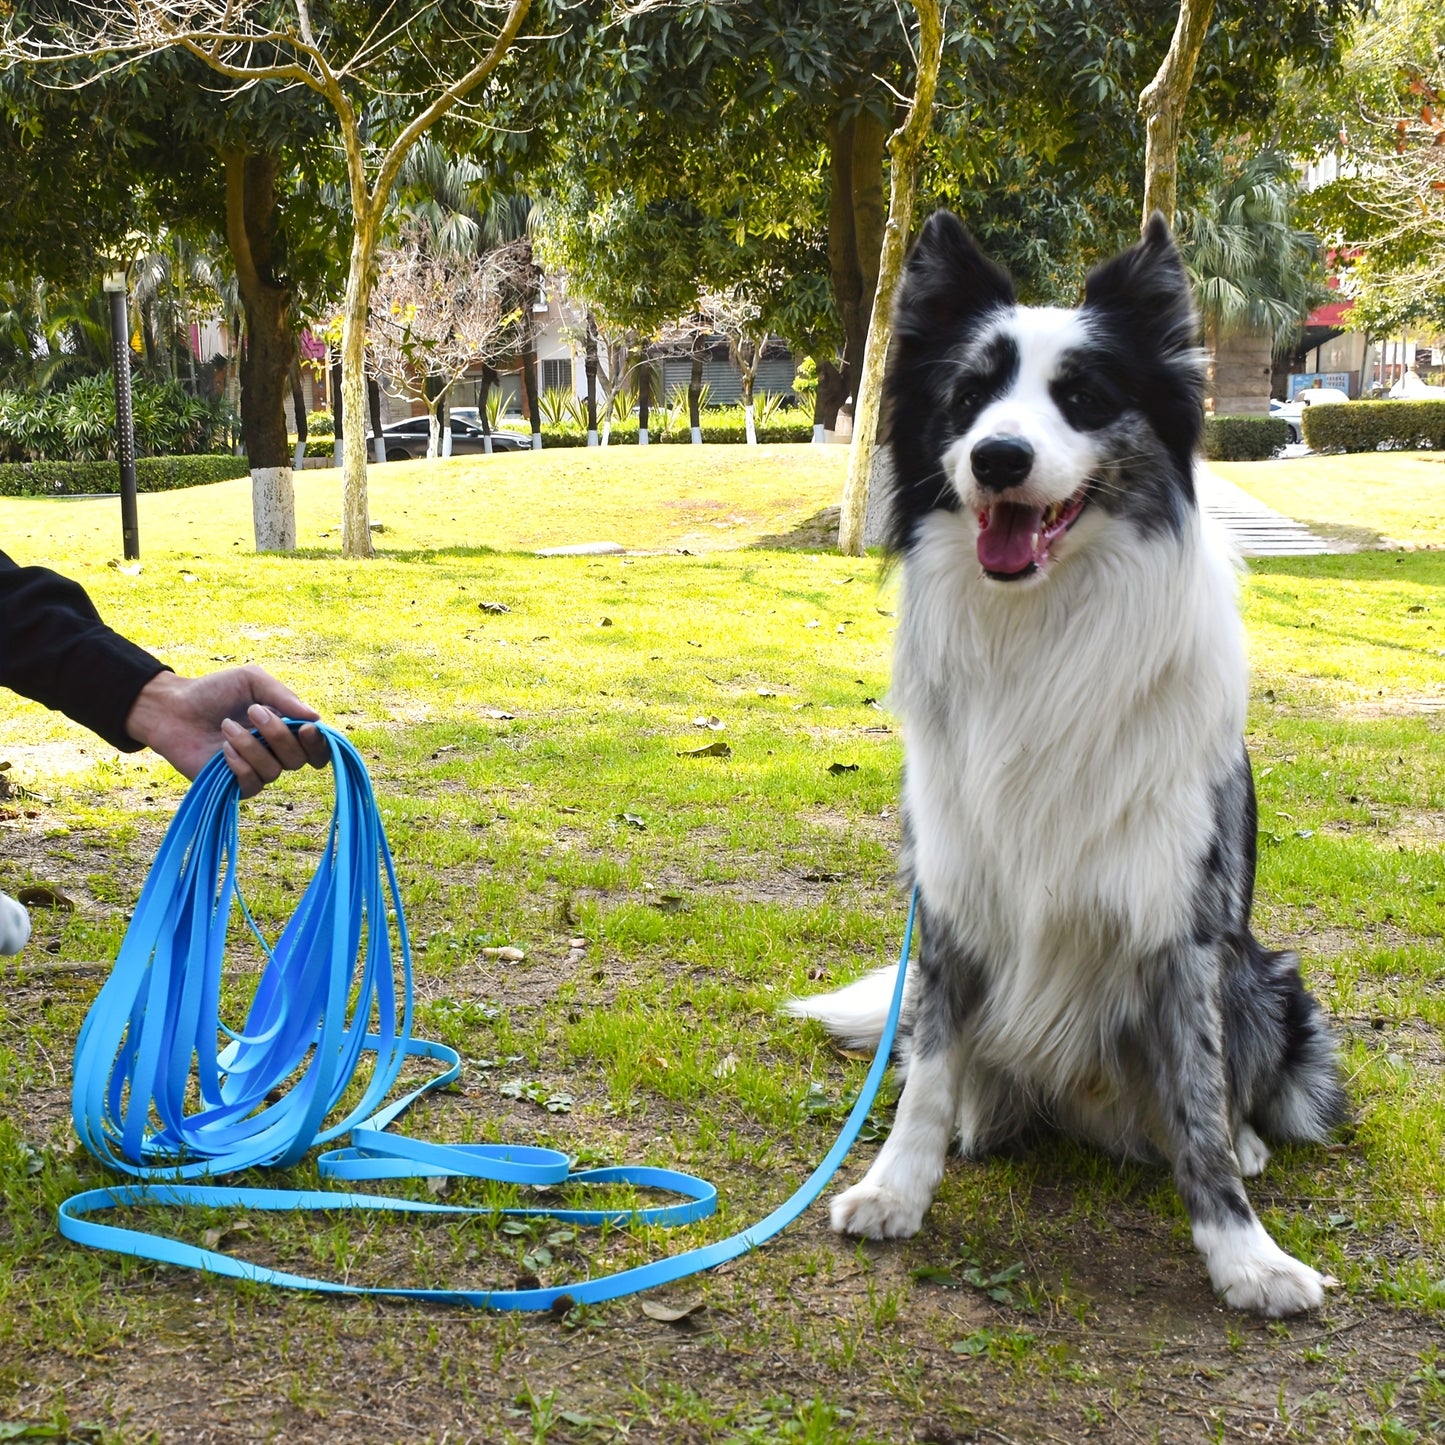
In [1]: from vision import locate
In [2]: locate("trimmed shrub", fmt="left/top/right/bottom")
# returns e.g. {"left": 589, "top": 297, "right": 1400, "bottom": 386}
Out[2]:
{"left": 0, "top": 454, "right": 250, "bottom": 497}
{"left": 1202, "top": 415, "right": 1291, "bottom": 461}
{"left": 306, "top": 410, "right": 335, "bottom": 436}
{"left": 536, "top": 414, "right": 815, "bottom": 448}
{"left": 1304, "top": 398, "right": 1445, "bottom": 453}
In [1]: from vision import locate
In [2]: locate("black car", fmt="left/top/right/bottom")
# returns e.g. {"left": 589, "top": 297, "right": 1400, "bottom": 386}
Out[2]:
{"left": 381, "top": 416, "right": 529, "bottom": 461}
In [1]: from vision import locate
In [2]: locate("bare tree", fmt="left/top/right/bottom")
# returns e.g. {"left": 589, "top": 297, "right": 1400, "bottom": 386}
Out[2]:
{"left": 367, "top": 231, "right": 528, "bottom": 458}
{"left": 3, "top": 0, "right": 532, "bottom": 557}
{"left": 699, "top": 288, "right": 770, "bottom": 445}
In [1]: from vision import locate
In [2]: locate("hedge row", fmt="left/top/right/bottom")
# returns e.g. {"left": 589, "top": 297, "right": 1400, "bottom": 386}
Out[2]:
{"left": 1202, "top": 415, "right": 1291, "bottom": 461}
{"left": 0, "top": 454, "right": 250, "bottom": 497}
{"left": 1303, "top": 398, "right": 1445, "bottom": 453}
{"left": 534, "top": 419, "right": 816, "bottom": 447}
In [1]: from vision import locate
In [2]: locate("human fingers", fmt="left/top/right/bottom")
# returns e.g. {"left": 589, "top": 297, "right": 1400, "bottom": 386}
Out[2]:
{"left": 245, "top": 704, "right": 312, "bottom": 771}
{"left": 221, "top": 715, "right": 288, "bottom": 791}
{"left": 242, "top": 666, "right": 321, "bottom": 723}
{"left": 221, "top": 734, "right": 269, "bottom": 799}
{"left": 295, "top": 722, "right": 332, "bottom": 769}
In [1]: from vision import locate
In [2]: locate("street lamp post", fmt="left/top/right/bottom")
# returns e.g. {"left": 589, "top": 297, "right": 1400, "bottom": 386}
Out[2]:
{"left": 103, "top": 270, "right": 140, "bottom": 561}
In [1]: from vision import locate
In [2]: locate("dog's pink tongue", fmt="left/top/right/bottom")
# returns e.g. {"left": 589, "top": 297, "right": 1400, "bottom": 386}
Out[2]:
{"left": 977, "top": 502, "right": 1044, "bottom": 575}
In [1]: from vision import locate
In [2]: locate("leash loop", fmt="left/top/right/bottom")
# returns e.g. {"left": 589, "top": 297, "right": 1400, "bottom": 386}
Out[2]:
{"left": 60, "top": 720, "right": 914, "bottom": 1307}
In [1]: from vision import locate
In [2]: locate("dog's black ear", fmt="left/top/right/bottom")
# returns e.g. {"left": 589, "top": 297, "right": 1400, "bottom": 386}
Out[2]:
{"left": 1082, "top": 212, "right": 1198, "bottom": 357}
{"left": 893, "top": 211, "right": 1015, "bottom": 336}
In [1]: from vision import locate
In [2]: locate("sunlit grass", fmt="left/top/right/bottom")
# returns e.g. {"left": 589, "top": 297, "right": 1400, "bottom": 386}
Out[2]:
{"left": 1215, "top": 451, "right": 1445, "bottom": 550}
{"left": 0, "top": 449, "right": 1442, "bottom": 1439}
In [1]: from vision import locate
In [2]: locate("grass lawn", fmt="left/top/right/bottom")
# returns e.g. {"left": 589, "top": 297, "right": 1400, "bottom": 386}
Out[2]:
{"left": 1214, "top": 450, "right": 1445, "bottom": 551}
{"left": 0, "top": 448, "right": 1442, "bottom": 1444}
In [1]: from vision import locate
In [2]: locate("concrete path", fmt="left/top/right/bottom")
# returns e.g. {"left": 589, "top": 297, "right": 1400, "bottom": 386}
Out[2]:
{"left": 1197, "top": 467, "right": 1349, "bottom": 557}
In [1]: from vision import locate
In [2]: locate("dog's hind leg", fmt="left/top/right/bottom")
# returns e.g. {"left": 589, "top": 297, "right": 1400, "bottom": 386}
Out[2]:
{"left": 830, "top": 903, "right": 982, "bottom": 1240}
{"left": 1143, "top": 944, "right": 1329, "bottom": 1317}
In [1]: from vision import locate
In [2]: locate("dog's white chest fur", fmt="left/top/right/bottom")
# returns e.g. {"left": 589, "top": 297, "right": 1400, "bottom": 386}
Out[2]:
{"left": 894, "top": 502, "right": 1247, "bottom": 1086}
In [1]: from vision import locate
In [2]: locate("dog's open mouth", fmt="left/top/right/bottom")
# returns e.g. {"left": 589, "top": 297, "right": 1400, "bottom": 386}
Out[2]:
{"left": 976, "top": 488, "right": 1090, "bottom": 580}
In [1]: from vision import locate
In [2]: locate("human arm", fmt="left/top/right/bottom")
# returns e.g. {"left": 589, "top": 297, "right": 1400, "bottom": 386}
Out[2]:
{"left": 2, "top": 550, "right": 328, "bottom": 795}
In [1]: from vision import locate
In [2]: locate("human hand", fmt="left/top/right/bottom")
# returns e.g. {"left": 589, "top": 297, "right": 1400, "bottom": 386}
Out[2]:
{"left": 123, "top": 665, "right": 331, "bottom": 798}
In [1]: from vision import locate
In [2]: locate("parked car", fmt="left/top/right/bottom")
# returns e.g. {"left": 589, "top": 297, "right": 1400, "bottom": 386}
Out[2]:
{"left": 381, "top": 415, "right": 528, "bottom": 461}
{"left": 1269, "top": 386, "right": 1350, "bottom": 444}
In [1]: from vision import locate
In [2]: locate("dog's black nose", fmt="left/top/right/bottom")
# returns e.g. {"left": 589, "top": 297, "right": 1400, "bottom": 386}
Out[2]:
{"left": 971, "top": 436, "right": 1034, "bottom": 491}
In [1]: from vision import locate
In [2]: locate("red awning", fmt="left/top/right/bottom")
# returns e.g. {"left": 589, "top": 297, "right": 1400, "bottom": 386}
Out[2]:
{"left": 1306, "top": 300, "right": 1351, "bottom": 328}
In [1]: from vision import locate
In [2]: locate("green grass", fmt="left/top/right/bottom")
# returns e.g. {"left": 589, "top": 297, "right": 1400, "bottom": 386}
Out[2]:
{"left": 0, "top": 449, "right": 1442, "bottom": 1443}
{"left": 1214, "top": 451, "right": 1445, "bottom": 551}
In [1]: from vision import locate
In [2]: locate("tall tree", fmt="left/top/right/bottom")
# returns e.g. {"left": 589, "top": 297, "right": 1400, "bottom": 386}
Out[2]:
{"left": 4, "top": 0, "right": 536, "bottom": 557}
{"left": 1180, "top": 150, "right": 1324, "bottom": 413}
{"left": 837, "top": 0, "right": 942, "bottom": 557}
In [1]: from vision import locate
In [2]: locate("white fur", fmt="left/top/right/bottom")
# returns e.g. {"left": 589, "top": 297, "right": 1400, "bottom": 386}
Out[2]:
{"left": 1193, "top": 1217, "right": 1328, "bottom": 1317}
{"left": 894, "top": 499, "right": 1246, "bottom": 1101}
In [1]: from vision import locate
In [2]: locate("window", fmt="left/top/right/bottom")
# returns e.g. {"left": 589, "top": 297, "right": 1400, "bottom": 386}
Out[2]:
{"left": 541, "top": 358, "right": 573, "bottom": 393}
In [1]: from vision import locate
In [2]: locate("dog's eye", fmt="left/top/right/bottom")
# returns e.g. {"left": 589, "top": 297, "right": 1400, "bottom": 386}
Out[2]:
{"left": 953, "top": 383, "right": 985, "bottom": 414}
{"left": 1055, "top": 380, "right": 1120, "bottom": 430}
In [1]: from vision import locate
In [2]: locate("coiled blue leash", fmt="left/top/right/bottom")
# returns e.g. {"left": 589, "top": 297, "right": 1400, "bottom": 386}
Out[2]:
{"left": 59, "top": 721, "right": 914, "bottom": 1309}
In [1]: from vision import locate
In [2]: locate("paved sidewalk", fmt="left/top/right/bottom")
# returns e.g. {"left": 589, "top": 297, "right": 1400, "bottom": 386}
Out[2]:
{"left": 1197, "top": 467, "right": 1350, "bottom": 557}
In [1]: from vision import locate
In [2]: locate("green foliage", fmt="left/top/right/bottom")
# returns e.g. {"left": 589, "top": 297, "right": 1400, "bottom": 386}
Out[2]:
{"left": 0, "top": 376, "right": 226, "bottom": 464}
{"left": 1180, "top": 151, "right": 1326, "bottom": 347}
{"left": 542, "top": 406, "right": 813, "bottom": 448}
{"left": 0, "top": 452, "right": 248, "bottom": 496}
{"left": 1203, "top": 415, "right": 1292, "bottom": 460}
{"left": 306, "top": 410, "right": 335, "bottom": 436}
{"left": 1289, "top": 0, "right": 1445, "bottom": 334}
{"left": 1304, "top": 400, "right": 1445, "bottom": 454}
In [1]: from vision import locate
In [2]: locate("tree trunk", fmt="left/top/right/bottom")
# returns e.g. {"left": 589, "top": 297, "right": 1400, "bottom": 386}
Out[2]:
{"left": 330, "top": 351, "right": 344, "bottom": 466}
{"left": 367, "top": 373, "right": 385, "bottom": 462}
{"left": 826, "top": 108, "right": 888, "bottom": 430}
{"left": 838, "top": 0, "right": 944, "bottom": 556}
{"left": 687, "top": 331, "right": 705, "bottom": 444}
{"left": 289, "top": 357, "right": 307, "bottom": 471}
{"left": 1139, "top": 1, "right": 1215, "bottom": 228}
{"left": 637, "top": 348, "right": 652, "bottom": 445}
{"left": 479, "top": 366, "right": 495, "bottom": 453}
{"left": 224, "top": 148, "right": 296, "bottom": 552}
{"left": 520, "top": 326, "right": 542, "bottom": 450}
{"left": 339, "top": 216, "right": 376, "bottom": 559}
{"left": 739, "top": 336, "right": 760, "bottom": 445}
{"left": 814, "top": 360, "right": 846, "bottom": 442}
{"left": 585, "top": 314, "right": 600, "bottom": 445}
{"left": 1208, "top": 322, "right": 1273, "bottom": 415}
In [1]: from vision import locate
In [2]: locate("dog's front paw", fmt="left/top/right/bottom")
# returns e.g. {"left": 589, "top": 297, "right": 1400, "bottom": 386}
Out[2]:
{"left": 1198, "top": 1220, "right": 1332, "bottom": 1317}
{"left": 829, "top": 1181, "right": 929, "bottom": 1239}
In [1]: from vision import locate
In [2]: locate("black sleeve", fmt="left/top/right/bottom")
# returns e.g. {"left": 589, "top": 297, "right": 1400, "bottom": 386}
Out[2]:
{"left": 0, "top": 549, "right": 169, "bottom": 752}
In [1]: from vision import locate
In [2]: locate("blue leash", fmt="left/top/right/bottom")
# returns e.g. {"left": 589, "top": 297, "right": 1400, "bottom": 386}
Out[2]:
{"left": 59, "top": 721, "right": 914, "bottom": 1309}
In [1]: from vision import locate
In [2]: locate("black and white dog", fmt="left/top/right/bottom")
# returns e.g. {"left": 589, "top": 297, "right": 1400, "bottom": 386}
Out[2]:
{"left": 789, "top": 213, "right": 1346, "bottom": 1317}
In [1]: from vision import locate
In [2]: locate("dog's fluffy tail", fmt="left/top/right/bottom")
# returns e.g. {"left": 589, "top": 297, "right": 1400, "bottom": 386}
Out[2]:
{"left": 783, "top": 965, "right": 900, "bottom": 1052}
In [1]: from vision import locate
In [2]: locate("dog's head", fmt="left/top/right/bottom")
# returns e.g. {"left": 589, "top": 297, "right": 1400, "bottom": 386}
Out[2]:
{"left": 884, "top": 212, "right": 1204, "bottom": 579}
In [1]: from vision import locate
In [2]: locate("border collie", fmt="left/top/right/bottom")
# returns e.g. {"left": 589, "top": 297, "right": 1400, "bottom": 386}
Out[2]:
{"left": 789, "top": 213, "right": 1346, "bottom": 1317}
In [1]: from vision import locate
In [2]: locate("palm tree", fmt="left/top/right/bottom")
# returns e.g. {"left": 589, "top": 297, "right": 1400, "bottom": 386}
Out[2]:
{"left": 1179, "top": 151, "right": 1327, "bottom": 415}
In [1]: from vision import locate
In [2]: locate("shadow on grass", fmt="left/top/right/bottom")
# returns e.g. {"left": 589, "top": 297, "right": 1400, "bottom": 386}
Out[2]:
{"left": 751, "top": 506, "right": 843, "bottom": 551}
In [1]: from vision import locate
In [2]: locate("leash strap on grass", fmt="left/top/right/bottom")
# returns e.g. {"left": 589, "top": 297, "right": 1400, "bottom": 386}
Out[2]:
{"left": 59, "top": 720, "right": 914, "bottom": 1310}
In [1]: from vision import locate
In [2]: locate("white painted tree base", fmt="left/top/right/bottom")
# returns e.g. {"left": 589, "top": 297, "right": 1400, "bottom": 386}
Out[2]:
{"left": 531, "top": 433, "right": 543, "bottom": 450}
{"left": 251, "top": 466, "right": 296, "bottom": 552}
{"left": 812, "top": 424, "right": 827, "bottom": 444}
{"left": 638, "top": 428, "right": 649, "bottom": 446}
{"left": 587, "top": 430, "right": 599, "bottom": 447}
{"left": 690, "top": 426, "right": 702, "bottom": 445}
